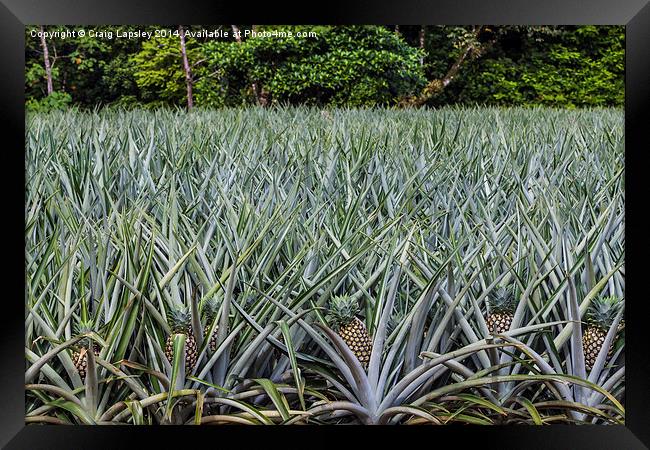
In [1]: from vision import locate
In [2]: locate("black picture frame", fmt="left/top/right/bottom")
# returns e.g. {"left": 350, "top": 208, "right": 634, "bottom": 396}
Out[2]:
{"left": 3, "top": 1, "right": 648, "bottom": 448}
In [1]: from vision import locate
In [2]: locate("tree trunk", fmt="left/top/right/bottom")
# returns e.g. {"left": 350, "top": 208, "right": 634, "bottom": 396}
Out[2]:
{"left": 402, "top": 26, "right": 486, "bottom": 107}
{"left": 231, "top": 25, "right": 265, "bottom": 105}
{"left": 231, "top": 24, "right": 242, "bottom": 43}
{"left": 415, "top": 45, "right": 472, "bottom": 106}
{"left": 440, "top": 44, "right": 473, "bottom": 88}
{"left": 419, "top": 26, "right": 425, "bottom": 66}
{"left": 178, "top": 25, "right": 194, "bottom": 110}
{"left": 395, "top": 25, "right": 400, "bottom": 35}
{"left": 39, "top": 26, "right": 53, "bottom": 95}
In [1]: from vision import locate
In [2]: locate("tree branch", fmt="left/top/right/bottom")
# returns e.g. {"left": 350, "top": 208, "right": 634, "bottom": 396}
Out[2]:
{"left": 401, "top": 26, "right": 490, "bottom": 107}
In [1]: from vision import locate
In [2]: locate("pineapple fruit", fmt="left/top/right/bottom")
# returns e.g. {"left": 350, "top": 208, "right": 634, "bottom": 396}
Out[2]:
{"left": 165, "top": 306, "right": 198, "bottom": 371}
{"left": 582, "top": 295, "right": 623, "bottom": 371}
{"left": 485, "top": 287, "right": 516, "bottom": 334}
{"left": 73, "top": 345, "right": 100, "bottom": 382}
{"left": 72, "top": 319, "right": 99, "bottom": 382}
{"left": 327, "top": 295, "right": 372, "bottom": 370}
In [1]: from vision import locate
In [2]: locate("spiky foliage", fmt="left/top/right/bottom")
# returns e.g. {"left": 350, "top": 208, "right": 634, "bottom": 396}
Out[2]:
{"left": 585, "top": 296, "right": 622, "bottom": 330}
{"left": 165, "top": 306, "right": 198, "bottom": 371}
{"left": 328, "top": 295, "right": 372, "bottom": 369}
{"left": 388, "top": 310, "right": 407, "bottom": 336}
{"left": 72, "top": 319, "right": 99, "bottom": 381}
{"left": 583, "top": 296, "right": 623, "bottom": 370}
{"left": 25, "top": 107, "right": 624, "bottom": 425}
{"left": 486, "top": 287, "right": 516, "bottom": 334}
{"left": 327, "top": 295, "right": 359, "bottom": 330}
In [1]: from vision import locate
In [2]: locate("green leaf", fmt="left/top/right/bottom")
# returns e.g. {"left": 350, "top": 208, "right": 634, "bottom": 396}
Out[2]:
{"left": 278, "top": 320, "right": 306, "bottom": 410}
{"left": 165, "top": 333, "right": 186, "bottom": 421}
{"left": 254, "top": 378, "right": 291, "bottom": 421}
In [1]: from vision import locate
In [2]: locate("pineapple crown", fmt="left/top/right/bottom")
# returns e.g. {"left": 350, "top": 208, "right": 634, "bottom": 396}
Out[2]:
{"left": 387, "top": 310, "right": 406, "bottom": 335}
{"left": 586, "top": 295, "right": 623, "bottom": 330}
{"left": 74, "top": 318, "right": 95, "bottom": 336}
{"left": 327, "top": 295, "right": 360, "bottom": 331}
{"left": 488, "top": 287, "right": 516, "bottom": 314}
{"left": 202, "top": 297, "right": 220, "bottom": 321}
{"left": 167, "top": 305, "right": 192, "bottom": 334}
{"left": 242, "top": 291, "right": 256, "bottom": 307}
{"left": 73, "top": 318, "right": 94, "bottom": 349}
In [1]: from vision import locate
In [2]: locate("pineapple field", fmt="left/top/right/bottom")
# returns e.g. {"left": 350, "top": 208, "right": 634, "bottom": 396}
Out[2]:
{"left": 25, "top": 107, "right": 625, "bottom": 425}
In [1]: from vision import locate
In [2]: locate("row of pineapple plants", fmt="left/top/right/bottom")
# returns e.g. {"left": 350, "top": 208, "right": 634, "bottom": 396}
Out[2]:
{"left": 25, "top": 106, "right": 624, "bottom": 424}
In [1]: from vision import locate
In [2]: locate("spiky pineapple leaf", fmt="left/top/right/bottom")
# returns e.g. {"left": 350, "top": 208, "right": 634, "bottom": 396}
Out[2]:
{"left": 278, "top": 320, "right": 306, "bottom": 410}
{"left": 165, "top": 333, "right": 186, "bottom": 421}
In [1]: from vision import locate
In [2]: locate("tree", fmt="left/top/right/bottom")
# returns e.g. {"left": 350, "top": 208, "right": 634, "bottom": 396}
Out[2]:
{"left": 431, "top": 26, "right": 625, "bottom": 107}
{"left": 25, "top": 26, "right": 73, "bottom": 110}
{"left": 130, "top": 26, "right": 232, "bottom": 108}
{"left": 203, "top": 25, "right": 426, "bottom": 107}
{"left": 24, "top": 25, "right": 624, "bottom": 109}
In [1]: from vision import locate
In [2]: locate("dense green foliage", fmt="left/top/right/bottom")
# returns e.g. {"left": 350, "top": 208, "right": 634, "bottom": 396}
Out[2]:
{"left": 130, "top": 31, "right": 207, "bottom": 108}
{"left": 25, "top": 26, "right": 144, "bottom": 109}
{"left": 202, "top": 26, "right": 426, "bottom": 107}
{"left": 25, "top": 25, "right": 624, "bottom": 109}
{"left": 428, "top": 26, "right": 625, "bottom": 107}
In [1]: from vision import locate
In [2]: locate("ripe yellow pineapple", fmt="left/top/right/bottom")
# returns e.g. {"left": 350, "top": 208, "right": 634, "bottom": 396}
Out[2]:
{"left": 328, "top": 295, "right": 372, "bottom": 370}
{"left": 582, "top": 296, "right": 623, "bottom": 371}
{"left": 165, "top": 306, "right": 198, "bottom": 371}
{"left": 485, "top": 287, "right": 516, "bottom": 334}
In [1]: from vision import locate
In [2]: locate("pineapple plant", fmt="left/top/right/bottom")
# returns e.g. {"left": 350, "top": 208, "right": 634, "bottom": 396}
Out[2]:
{"left": 202, "top": 297, "right": 219, "bottom": 353}
{"left": 327, "top": 295, "right": 372, "bottom": 370}
{"left": 72, "top": 319, "right": 100, "bottom": 382}
{"left": 165, "top": 305, "right": 198, "bottom": 371}
{"left": 582, "top": 295, "right": 623, "bottom": 371}
{"left": 485, "top": 287, "right": 516, "bottom": 334}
